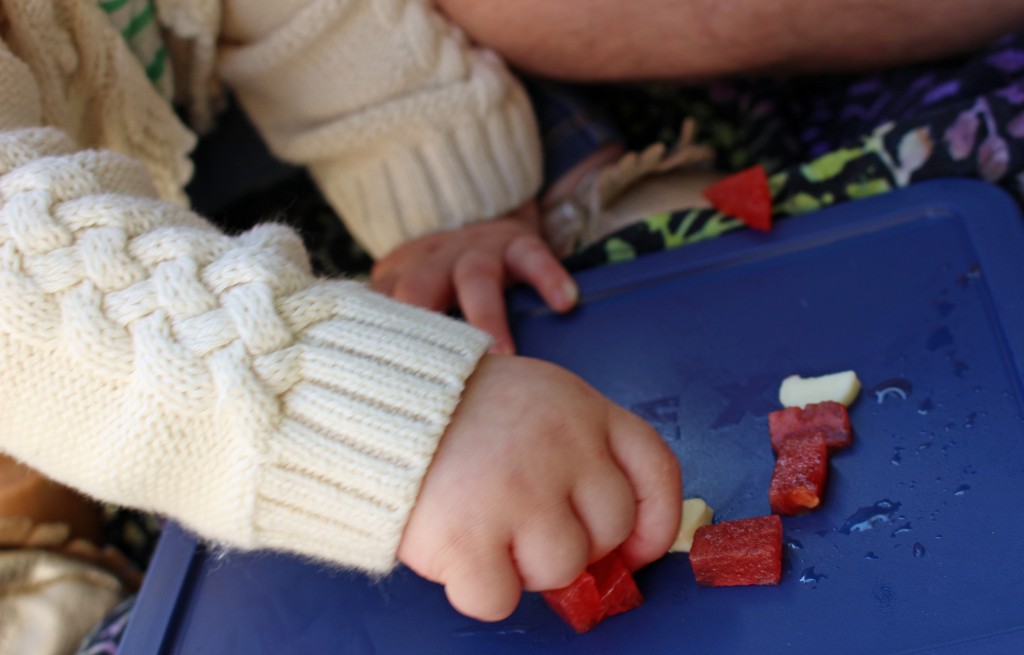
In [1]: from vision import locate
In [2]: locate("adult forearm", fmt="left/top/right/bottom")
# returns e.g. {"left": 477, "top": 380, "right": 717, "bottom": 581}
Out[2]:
{"left": 436, "top": 0, "right": 1024, "bottom": 80}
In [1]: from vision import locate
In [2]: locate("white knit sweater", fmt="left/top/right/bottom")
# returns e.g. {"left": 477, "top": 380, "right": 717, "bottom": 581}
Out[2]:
{"left": 0, "top": 0, "right": 495, "bottom": 573}
{"left": 219, "top": 0, "right": 543, "bottom": 258}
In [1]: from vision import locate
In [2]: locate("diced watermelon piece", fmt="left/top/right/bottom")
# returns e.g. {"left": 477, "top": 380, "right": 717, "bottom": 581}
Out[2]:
{"left": 769, "top": 401, "right": 852, "bottom": 452}
{"left": 689, "top": 515, "right": 783, "bottom": 587}
{"left": 541, "top": 569, "right": 603, "bottom": 633}
{"left": 702, "top": 164, "right": 773, "bottom": 231}
{"left": 588, "top": 549, "right": 643, "bottom": 617}
{"left": 769, "top": 432, "right": 829, "bottom": 515}
{"left": 542, "top": 549, "right": 643, "bottom": 633}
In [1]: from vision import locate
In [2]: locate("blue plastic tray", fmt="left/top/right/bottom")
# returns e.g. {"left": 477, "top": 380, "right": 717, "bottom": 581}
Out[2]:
{"left": 122, "top": 180, "right": 1024, "bottom": 654}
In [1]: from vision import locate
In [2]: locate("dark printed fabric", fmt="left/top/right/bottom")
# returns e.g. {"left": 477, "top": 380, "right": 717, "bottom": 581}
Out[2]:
{"left": 565, "top": 31, "right": 1024, "bottom": 271}
{"left": 524, "top": 78, "right": 623, "bottom": 196}
{"left": 76, "top": 595, "right": 136, "bottom": 655}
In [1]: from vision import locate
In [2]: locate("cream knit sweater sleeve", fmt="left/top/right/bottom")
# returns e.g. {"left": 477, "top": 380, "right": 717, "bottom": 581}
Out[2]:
{"left": 217, "top": 0, "right": 543, "bottom": 258}
{"left": 0, "top": 42, "right": 491, "bottom": 573}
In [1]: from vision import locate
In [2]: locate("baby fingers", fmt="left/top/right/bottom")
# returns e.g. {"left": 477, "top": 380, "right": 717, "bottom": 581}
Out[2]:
{"left": 441, "top": 538, "right": 523, "bottom": 622}
{"left": 570, "top": 461, "right": 637, "bottom": 563}
{"left": 504, "top": 234, "right": 578, "bottom": 313}
{"left": 512, "top": 502, "right": 590, "bottom": 592}
{"left": 606, "top": 406, "right": 683, "bottom": 570}
{"left": 453, "top": 250, "right": 514, "bottom": 354}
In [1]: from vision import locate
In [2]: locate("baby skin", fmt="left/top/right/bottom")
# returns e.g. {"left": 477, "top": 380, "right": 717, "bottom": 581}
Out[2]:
{"left": 398, "top": 355, "right": 682, "bottom": 621}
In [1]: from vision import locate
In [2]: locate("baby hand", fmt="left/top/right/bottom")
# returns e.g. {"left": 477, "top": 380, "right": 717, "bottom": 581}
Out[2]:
{"left": 370, "top": 201, "right": 577, "bottom": 354}
{"left": 397, "top": 355, "right": 682, "bottom": 621}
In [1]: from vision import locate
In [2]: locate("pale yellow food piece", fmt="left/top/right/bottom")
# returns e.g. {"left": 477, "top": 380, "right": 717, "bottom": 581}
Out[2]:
{"left": 778, "top": 370, "right": 861, "bottom": 408}
{"left": 669, "top": 498, "right": 714, "bottom": 553}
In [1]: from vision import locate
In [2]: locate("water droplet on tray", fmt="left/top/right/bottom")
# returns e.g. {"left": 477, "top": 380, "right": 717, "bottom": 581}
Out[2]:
{"left": 871, "top": 378, "right": 912, "bottom": 403}
{"left": 913, "top": 543, "right": 926, "bottom": 558}
{"left": 839, "top": 500, "right": 901, "bottom": 534}
{"left": 917, "top": 398, "right": 934, "bottom": 415}
{"left": 890, "top": 447, "right": 903, "bottom": 465}
{"left": 455, "top": 624, "right": 540, "bottom": 638}
{"left": 799, "top": 567, "right": 826, "bottom": 584}
{"left": 954, "top": 484, "right": 970, "bottom": 497}
{"left": 892, "top": 523, "right": 913, "bottom": 537}
{"left": 784, "top": 537, "right": 804, "bottom": 551}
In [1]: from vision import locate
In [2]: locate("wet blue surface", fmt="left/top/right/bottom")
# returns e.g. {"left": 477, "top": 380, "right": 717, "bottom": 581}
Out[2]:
{"left": 123, "top": 180, "right": 1024, "bottom": 654}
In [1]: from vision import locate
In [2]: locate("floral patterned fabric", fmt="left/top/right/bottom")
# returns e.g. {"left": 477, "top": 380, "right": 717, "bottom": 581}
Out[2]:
{"left": 564, "top": 31, "right": 1024, "bottom": 270}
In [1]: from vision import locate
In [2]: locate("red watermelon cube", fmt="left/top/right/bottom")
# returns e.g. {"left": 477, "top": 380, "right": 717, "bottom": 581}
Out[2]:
{"left": 689, "top": 515, "right": 783, "bottom": 586}
{"left": 769, "top": 432, "right": 829, "bottom": 515}
{"left": 541, "top": 568, "right": 603, "bottom": 633}
{"left": 542, "top": 549, "right": 643, "bottom": 633}
{"left": 588, "top": 549, "right": 643, "bottom": 617}
{"left": 769, "top": 401, "right": 852, "bottom": 452}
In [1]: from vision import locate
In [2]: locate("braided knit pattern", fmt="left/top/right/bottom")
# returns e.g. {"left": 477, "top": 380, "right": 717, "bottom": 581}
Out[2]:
{"left": 0, "top": 126, "right": 490, "bottom": 572}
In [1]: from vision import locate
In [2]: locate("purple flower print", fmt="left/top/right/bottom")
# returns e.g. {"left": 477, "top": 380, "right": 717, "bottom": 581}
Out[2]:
{"left": 987, "top": 49, "right": 1024, "bottom": 74}
{"left": 978, "top": 134, "right": 1010, "bottom": 181}
{"left": 944, "top": 109, "right": 980, "bottom": 160}
{"left": 996, "top": 84, "right": 1024, "bottom": 105}
{"left": 1010, "top": 112, "right": 1024, "bottom": 138}
{"left": 923, "top": 81, "right": 961, "bottom": 105}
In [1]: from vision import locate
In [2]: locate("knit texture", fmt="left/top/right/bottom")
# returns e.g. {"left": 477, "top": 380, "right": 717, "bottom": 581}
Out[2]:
{"left": 218, "top": 0, "right": 543, "bottom": 258}
{"left": 0, "top": 38, "right": 491, "bottom": 572}
{"left": 98, "top": 0, "right": 173, "bottom": 100}
{"left": 0, "top": 0, "right": 196, "bottom": 205}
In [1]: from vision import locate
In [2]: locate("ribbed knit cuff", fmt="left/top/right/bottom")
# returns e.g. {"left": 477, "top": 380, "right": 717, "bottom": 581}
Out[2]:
{"left": 252, "top": 285, "right": 490, "bottom": 572}
{"left": 309, "top": 70, "right": 542, "bottom": 258}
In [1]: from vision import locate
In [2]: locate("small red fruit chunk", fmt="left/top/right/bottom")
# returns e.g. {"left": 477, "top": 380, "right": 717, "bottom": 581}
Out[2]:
{"left": 702, "top": 164, "right": 773, "bottom": 231}
{"left": 769, "top": 432, "right": 829, "bottom": 515}
{"left": 542, "top": 570, "right": 603, "bottom": 633}
{"left": 689, "top": 515, "right": 783, "bottom": 587}
{"left": 769, "top": 401, "right": 852, "bottom": 452}
{"left": 588, "top": 549, "right": 643, "bottom": 617}
{"left": 542, "top": 549, "right": 643, "bottom": 633}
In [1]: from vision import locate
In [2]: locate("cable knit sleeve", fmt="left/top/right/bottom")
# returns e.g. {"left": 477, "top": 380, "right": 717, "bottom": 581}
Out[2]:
{"left": 0, "top": 44, "right": 491, "bottom": 573}
{"left": 216, "top": 0, "right": 543, "bottom": 258}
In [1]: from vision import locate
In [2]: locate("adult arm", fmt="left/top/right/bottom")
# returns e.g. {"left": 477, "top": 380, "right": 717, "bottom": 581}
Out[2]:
{"left": 436, "top": 0, "right": 1024, "bottom": 80}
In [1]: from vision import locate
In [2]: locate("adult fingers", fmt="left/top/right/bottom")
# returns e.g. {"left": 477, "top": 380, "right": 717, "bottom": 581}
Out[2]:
{"left": 511, "top": 502, "right": 590, "bottom": 592}
{"left": 504, "top": 234, "right": 578, "bottom": 313}
{"left": 605, "top": 405, "right": 682, "bottom": 570}
{"left": 442, "top": 541, "right": 523, "bottom": 621}
{"left": 453, "top": 251, "right": 515, "bottom": 354}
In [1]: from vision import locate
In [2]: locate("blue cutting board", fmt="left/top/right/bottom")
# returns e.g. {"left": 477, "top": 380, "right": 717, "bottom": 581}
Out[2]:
{"left": 121, "top": 179, "right": 1024, "bottom": 654}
